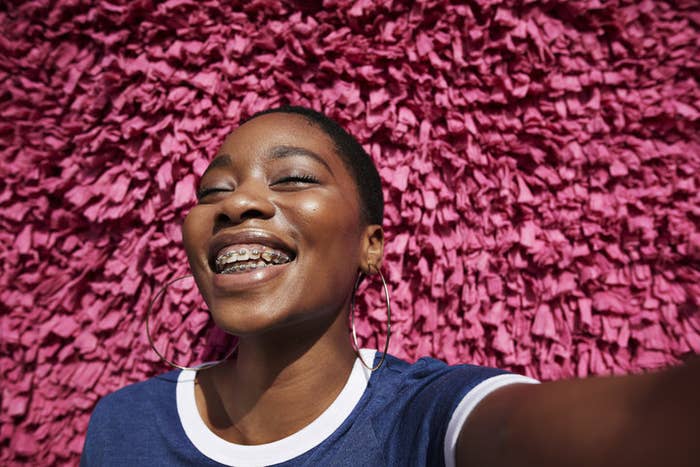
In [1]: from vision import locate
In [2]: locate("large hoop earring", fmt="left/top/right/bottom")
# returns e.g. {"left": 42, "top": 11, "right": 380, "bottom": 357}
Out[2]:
{"left": 350, "top": 264, "right": 391, "bottom": 371}
{"left": 146, "top": 274, "right": 237, "bottom": 371}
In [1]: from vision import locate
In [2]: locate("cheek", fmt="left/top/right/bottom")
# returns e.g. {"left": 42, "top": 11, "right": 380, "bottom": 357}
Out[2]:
{"left": 181, "top": 210, "right": 196, "bottom": 247}
{"left": 291, "top": 193, "right": 361, "bottom": 231}
{"left": 182, "top": 208, "right": 208, "bottom": 259}
{"left": 294, "top": 198, "right": 322, "bottom": 224}
{"left": 289, "top": 195, "right": 364, "bottom": 275}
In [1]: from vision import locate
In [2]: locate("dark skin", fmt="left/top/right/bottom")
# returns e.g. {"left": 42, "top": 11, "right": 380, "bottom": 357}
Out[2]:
{"left": 183, "top": 113, "right": 700, "bottom": 464}
{"left": 458, "top": 358, "right": 700, "bottom": 466}
{"left": 182, "top": 113, "right": 383, "bottom": 444}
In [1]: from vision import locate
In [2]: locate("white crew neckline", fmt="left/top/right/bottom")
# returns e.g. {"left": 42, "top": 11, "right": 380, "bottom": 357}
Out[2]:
{"left": 176, "top": 349, "right": 376, "bottom": 467}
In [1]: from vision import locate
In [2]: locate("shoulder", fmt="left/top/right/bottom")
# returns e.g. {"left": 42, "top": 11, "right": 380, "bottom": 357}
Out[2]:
{"left": 92, "top": 370, "right": 180, "bottom": 419}
{"left": 379, "top": 354, "right": 511, "bottom": 395}
{"left": 82, "top": 370, "right": 182, "bottom": 464}
{"left": 86, "top": 371, "right": 180, "bottom": 444}
{"left": 360, "top": 354, "right": 536, "bottom": 466}
{"left": 367, "top": 353, "right": 519, "bottom": 426}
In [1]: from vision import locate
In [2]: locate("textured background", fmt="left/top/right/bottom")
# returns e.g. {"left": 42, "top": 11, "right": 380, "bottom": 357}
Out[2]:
{"left": 2, "top": 0, "right": 699, "bottom": 464}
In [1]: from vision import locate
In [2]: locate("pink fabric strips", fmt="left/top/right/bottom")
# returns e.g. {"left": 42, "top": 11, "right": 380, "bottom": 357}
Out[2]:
{"left": 1, "top": 0, "right": 699, "bottom": 464}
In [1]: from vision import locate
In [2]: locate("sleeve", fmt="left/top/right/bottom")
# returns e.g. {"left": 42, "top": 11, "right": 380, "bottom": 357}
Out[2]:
{"left": 443, "top": 371, "right": 539, "bottom": 467}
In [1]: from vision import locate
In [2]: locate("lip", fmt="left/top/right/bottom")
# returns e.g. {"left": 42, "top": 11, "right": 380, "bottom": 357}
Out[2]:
{"left": 207, "top": 229, "right": 297, "bottom": 273}
{"left": 205, "top": 229, "right": 297, "bottom": 293}
{"left": 211, "top": 260, "right": 293, "bottom": 292}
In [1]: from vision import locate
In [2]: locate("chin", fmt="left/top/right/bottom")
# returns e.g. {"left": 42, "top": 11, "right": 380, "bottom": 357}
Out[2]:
{"left": 207, "top": 297, "right": 345, "bottom": 341}
{"left": 206, "top": 302, "right": 273, "bottom": 337}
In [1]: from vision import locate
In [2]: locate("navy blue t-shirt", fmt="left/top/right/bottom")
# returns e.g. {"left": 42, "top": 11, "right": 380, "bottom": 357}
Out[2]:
{"left": 82, "top": 350, "right": 536, "bottom": 466}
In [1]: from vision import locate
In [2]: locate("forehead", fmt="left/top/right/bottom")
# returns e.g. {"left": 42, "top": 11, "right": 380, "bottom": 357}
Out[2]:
{"left": 219, "top": 113, "right": 339, "bottom": 165}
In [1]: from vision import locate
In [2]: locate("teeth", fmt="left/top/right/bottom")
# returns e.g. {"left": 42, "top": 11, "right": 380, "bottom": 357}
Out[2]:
{"left": 219, "top": 261, "right": 278, "bottom": 274}
{"left": 275, "top": 253, "right": 290, "bottom": 264}
{"left": 215, "top": 245, "right": 294, "bottom": 273}
{"left": 216, "top": 251, "right": 237, "bottom": 265}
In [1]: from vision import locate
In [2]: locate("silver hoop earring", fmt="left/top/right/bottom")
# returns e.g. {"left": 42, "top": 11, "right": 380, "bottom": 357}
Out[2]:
{"left": 349, "top": 265, "right": 391, "bottom": 371}
{"left": 146, "top": 274, "right": 237, "bottom": 371}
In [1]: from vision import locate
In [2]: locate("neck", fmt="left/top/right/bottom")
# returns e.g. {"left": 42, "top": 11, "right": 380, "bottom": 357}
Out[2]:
{"left": 195, "top": 310, "right": 358, "bottom": 445}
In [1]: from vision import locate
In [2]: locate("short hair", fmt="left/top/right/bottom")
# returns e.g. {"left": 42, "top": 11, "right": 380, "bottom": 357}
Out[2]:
{"left": 245, "top": 106, "right": 384, "bottom": 226}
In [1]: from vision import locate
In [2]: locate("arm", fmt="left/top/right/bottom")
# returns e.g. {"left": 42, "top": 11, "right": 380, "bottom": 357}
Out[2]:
{"left": 456, "top": 357, "right": 700, "bottom": 467}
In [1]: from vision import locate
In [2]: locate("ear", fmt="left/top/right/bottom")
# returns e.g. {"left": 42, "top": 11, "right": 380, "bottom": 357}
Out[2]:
{"left": 359, "top": 224, "right": 384, "bottom": 274}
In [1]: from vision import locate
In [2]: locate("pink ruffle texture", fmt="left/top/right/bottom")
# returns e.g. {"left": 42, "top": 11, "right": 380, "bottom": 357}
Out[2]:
{"left": 2, "top": 0, "right": 699, "bottom": 463}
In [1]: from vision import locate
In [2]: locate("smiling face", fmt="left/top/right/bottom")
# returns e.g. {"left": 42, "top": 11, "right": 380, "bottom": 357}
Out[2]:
{"left": 182, "top": 113, "right": 382, "bottom": 338}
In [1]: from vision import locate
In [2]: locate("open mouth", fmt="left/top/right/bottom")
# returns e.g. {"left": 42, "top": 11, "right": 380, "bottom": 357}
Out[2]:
{"left": 212, "top": 243, "right": 295, "bottom": 274}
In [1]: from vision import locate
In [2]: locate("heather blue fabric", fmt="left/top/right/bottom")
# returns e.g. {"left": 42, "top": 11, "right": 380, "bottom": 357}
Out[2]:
{"left": 81, "top": 354, "right": 507, "bottom": 466}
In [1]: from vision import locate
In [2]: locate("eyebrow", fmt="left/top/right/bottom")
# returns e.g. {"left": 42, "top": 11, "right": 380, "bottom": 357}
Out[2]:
{"left": 269, "top": 145, "right": 334, "bottom": 175}
{"left": 201, "top": 145, "right": 334, "bottom": 178}
{"left": 201, "top": 154, "right": 233, "bottom": 178}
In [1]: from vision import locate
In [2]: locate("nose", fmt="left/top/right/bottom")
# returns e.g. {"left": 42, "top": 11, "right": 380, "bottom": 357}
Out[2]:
{"left": 214, "top": 181, "right": 275, "bottom": 228}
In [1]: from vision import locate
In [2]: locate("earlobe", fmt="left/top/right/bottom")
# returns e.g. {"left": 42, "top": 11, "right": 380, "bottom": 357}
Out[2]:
{"left": 360, "top": 225, "right": 384, "bottom": 274}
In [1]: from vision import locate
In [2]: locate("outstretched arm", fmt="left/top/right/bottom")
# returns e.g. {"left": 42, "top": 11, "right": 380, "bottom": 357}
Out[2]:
{"left": 457, "top": 356, "right": 700, "bottom": 467}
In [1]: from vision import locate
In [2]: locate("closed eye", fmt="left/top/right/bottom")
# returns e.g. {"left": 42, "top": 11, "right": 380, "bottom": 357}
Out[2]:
{"left": 272, "top": 174, "right": 320, "bottom": 185}
{"left": 196, "top": 187, "right": 231, "bottom": 201}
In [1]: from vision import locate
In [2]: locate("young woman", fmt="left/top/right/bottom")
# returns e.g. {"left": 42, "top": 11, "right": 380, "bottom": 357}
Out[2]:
{"left": 82, "top": 106, "right": 699, "bottom": 466}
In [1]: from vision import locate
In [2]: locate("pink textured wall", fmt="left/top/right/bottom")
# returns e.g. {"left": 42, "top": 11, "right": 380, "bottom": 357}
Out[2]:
{"left": 2, "top": 0, "right": 699, "bottom": 464}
